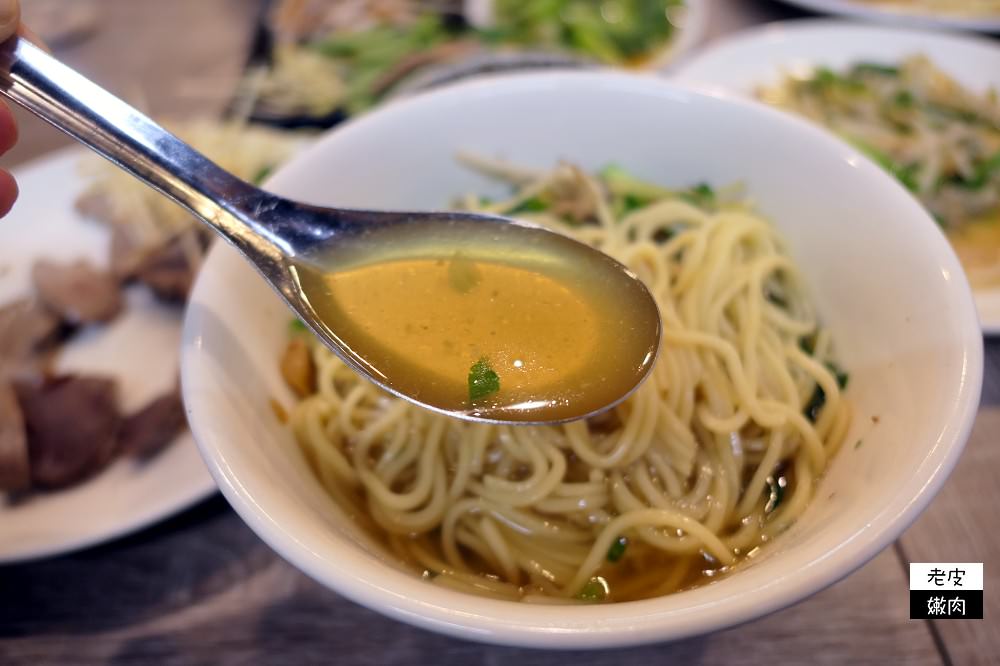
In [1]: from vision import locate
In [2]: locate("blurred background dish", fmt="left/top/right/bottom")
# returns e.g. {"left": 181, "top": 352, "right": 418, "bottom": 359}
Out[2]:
{"left": 0, "top": 149, "right": 216, "bottom": 563}
{"left": 0, "top": 119, "right": 303, "bottom": 561}
{"left": 674, "top": 20, "right": 1000, "bottom": 332}
{"left": 772, "top": 0, "right": 1000, "bottom": 32}
{"left": 238, "top": 0, "right": 707, "bottom": 128}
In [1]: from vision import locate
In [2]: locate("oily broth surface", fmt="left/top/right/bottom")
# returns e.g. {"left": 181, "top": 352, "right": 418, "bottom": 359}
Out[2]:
{"left": 291, "top": 219, "right": 659, "bottom": 422}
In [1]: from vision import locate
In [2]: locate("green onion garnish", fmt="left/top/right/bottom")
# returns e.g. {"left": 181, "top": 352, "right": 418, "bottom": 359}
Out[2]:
{"left": 607, "top": 536, "right": 628, "bottom": 563}
{"left": 468, "top": 357, "right": 500, "bottom": 402}
{"left": 576, "top": 577, "right": 608, "bottom": 602}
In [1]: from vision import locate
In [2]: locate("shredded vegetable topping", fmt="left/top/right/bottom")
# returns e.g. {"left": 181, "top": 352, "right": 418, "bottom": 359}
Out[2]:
{"left": 250, "top": 0, "right": 686, "bottom": 119}
{"left": 758, "top": 56, "right": 1000, "bottom": 229}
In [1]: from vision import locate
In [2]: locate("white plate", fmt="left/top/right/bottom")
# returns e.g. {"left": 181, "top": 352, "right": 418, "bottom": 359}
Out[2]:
{"left": 774, "top": 0, "right": 1000, "bottom": 32}
{"left": 0, "top": 147, "right": 217, "bottom": 563}
{"left": 673, "top": 20, "right": 1000, "bottom": 333}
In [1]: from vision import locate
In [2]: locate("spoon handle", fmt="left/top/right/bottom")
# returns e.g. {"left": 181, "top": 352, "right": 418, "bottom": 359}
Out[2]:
{"left": 0, "top": 35, "right": 286, "bottom": 259}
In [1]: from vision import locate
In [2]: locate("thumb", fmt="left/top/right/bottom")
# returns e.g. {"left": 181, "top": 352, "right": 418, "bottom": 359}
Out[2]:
{"left": 0, "top": 0, "right": 19, "bottom": 42}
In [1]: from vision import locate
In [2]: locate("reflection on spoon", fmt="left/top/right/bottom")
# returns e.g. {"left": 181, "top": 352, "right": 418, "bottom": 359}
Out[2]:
{"left": 0, "top": 35, "right": 660, "bottom": 425}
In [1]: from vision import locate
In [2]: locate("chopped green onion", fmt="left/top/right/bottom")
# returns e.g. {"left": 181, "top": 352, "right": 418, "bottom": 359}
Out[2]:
{"left": 924, "top": 101, "right": 982, "bottom": 126}
{"left": 804, "top": 362, "right": 848, "bottom": 422}
{"left": 692, "top": 183, "right": 716, "bottom": 203}
{"left": 850, "top": 138, "right": 920, "bottom": 192}
{"left": 475, "top": 27, "right": 516, "bottom": 44}
{"left": 893, "top": 90, "right": 915, "bottom": 108}
{"left": 309, "top": 15, "right": 451, "bottom": 114}
{"left": 289, "top": 318, "right": 308, "bottom": 334}
{"left": 812, "top": 67, "right": 837, "bottom": 88}
{"left": 798, "top": 332, "right": 818, "bottom": 356}
{"left": 804, "top": 386, "right": 826, "bottom": 423}
{"left": 599, "top": 163, "right": 630, "bottom": 180}
{"left": 252, "top": 165, "right": 274, "bottom": 185}
{"left": 955, "top": 150, "right": 1000, "bottom": 190}
{"left": 692, "top": 183, "right": 715, "bottom": 197}
{"left": 851, "top": 62, "right": 900, "bottom": 77}
{"left": 680, "top": 182, "right": 716, "bottom": 208}
{"left": 621, "top": 193, "right": 648, "bottom": 214}
{"left": 895, "top": 163, "right": 921, "bottom": 192}
{"left": 606, "top": 536, "right": 628, "bottom": 562}
{"left": 562, "top": 3, "right": 624, "bottom": 64}
{"left": 613, "top": 191, "right": 651, "bottom": 219}
{"left": 809, "top": 67, "right": 866, "bottom": 93}
{"left": 490, "top": 0, "right": 676, "bottom": 64}
{"left": 468, "top": 357, "right": 501, "bottom": 402}
{"left": 827, "top": 361, "right": 849, "bottom": 390}
{"left": 507, "top": 196, "right": 548, "bottom": 214}
{"left": 575, "top": 577, "right": 609, "bottom": 602}
{"left": 600, "top": 164, "right": 674, "bottom": 200}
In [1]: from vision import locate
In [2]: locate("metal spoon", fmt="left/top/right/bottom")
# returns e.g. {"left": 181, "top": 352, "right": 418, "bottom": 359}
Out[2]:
{"left": 0, "top": 35, "right": 660, "bottom": 425}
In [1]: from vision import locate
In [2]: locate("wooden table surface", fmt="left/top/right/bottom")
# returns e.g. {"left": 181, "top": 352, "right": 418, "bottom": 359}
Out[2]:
{"left": 0, "top": 1, "right": 994, "bottom": 664}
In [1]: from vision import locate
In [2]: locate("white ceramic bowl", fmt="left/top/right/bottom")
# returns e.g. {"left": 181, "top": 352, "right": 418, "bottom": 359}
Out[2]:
{"left": 181, "top": 72, "right": 982, "bottom": 648}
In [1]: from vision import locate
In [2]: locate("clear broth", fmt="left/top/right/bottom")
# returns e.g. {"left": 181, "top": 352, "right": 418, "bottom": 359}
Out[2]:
{"left": 290, "top": 219, "right": 659, "bottom": 422}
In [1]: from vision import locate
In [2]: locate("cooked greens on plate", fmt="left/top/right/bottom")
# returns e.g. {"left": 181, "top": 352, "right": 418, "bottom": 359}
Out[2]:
{"left": 758, "top": 55, "right": 1000, "bottom": 285}
{"left": 247, "top": 0, "right": 688, "bottom": 122}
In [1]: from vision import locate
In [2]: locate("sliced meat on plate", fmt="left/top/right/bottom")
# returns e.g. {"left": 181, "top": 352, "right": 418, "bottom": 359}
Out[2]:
{"left": 13, "top": 375, "right": 121, "bottom": 489}
{"left": 119, "top": 389, "right": 186, "bottom": 459}
{"left": 0, "top": 383, "right": 30, "bottom": 492}
{"left": 32, "top": 259, "right": 123, "bottom": 324}
{"left": 0, "top": 298, "right": 61, "bottom": 383}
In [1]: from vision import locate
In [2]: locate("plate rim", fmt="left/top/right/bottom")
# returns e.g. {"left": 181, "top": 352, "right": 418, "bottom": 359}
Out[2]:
{"left": 774, "top": 0, "right": 1000, "bottom": 32}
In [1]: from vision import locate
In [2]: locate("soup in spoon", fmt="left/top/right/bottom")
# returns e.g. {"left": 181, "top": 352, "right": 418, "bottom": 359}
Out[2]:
{"left": 291, "top": 218, "right": 660, "bottom": 423}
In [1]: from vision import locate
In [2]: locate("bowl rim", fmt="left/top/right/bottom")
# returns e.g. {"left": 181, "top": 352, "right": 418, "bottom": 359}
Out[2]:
{"left": 181, "top": 70, "right": 984, "bottom": 649}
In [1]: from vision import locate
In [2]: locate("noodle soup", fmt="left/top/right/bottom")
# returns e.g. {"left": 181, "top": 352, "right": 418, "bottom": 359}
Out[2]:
{"left": 280, "top": 162, "right": 851, "bottom": 603}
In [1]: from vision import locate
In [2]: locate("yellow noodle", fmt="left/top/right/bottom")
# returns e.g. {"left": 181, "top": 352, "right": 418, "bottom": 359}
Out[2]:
{"left": 286, "top": 163, "right": 851, "bottom": 602}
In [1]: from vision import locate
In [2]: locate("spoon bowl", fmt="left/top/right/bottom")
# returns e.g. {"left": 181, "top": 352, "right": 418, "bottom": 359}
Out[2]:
{"left": 0, "top": 35, "right": 660, "bottom": 424}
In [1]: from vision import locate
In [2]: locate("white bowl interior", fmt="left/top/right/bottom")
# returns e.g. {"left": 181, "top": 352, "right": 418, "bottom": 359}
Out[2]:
{"left": 181, "top": 72, "right": 982, "bottom": 648}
